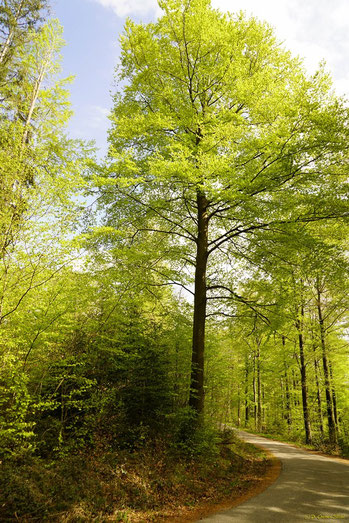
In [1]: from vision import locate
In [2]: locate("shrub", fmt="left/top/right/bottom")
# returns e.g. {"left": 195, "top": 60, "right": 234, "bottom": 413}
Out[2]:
{"left": 168, "top": 407, "right": 221, "bottom": 460}
{"left": 0, "top": 354, "right": 35, "bottom": 459}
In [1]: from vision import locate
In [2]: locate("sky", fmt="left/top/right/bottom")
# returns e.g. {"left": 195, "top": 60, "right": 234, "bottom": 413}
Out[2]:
{"left": 52, "top": 0, "right": 349, "bottom": 155}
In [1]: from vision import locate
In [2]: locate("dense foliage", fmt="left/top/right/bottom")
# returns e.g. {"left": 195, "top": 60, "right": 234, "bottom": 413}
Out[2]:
{"left": 0, "top": 0, "right": 348, "bottom": 520}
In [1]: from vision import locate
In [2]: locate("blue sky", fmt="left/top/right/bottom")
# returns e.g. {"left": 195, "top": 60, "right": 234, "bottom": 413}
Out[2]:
{"left": 52, "top": 0, "right": 349, "bottom": 155}
{"left": 52, "top": 0, "right": 123, "bottom": 154}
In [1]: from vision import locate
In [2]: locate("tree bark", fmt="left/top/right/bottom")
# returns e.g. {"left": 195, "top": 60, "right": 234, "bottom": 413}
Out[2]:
{"left": 189, "top": 189, "right": 208, "bottom": 414}
{"left": 253, "top": 354, "right": 257, "bottom": 429}
{"left": 329, "top": 360, "right": 339, "bottom": 433}
{"left": 256, "top": 342, "right": 262, "bottom": 432}
{"left": 292, "top": 369, "right": 298, "bottom": 408}
{"left": 0, "top": 1, "right": 25, "bottom": 66}
{"left": 296, "top": 303, "right": 312, "bottom": 445}
{"left": 313, "top": 343, "right": 324, "bottom": 437}
{"left": 316, "top": 281, "right": 337, "bottom": 444}
{"left": 21, "top": 58, "right": 48, "bottom": 147}
{"left": 282, "top": 336, "right": 292, "bottom": 430}
{"left": 262, "top": 383, "right": 266, "bottom": 428}
{"left": 244, "top": 356, "right": 249, "bottom": 426}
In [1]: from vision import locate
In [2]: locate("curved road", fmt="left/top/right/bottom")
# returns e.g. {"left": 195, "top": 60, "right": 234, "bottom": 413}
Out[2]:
{"left": 200, "top": 430, "right": 349, "bottom": 522}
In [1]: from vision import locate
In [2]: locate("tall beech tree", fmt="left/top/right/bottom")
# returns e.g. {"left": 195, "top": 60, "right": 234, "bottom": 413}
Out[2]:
{"left": 0, "top": 0, "right": 48, "bottom": 82}
{"left": 99, "top": 0, "right": 348, "bottom": 414}
{"left": 0, "top": 16, "right": 88, "bottom": 327}
{"left": 0, "top": 17, "right": 74, "bottom": 258}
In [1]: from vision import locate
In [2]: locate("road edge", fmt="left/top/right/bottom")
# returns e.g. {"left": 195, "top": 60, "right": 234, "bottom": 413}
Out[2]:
{"left": 245, "top": 431, "right": 349, "bottom": 464}
{"left": 168, "top": 437, "right": 282, "bottom": 522}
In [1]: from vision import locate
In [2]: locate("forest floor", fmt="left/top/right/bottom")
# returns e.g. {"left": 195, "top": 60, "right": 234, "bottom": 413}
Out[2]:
{"left": 0, "top": 432, "right": 276, "bottom": 522}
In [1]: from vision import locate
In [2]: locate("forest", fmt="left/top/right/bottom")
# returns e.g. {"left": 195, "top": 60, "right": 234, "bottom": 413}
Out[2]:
{"left": 0, "top": 0, "right": 348, "bottom": 520}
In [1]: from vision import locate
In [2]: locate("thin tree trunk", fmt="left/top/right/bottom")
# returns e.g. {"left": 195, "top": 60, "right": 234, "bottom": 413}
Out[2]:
{"left": 173, "top": 341, "right": 179, "bottom": 410}
{"left": 0, "top": 1, "right": 25, "bottom": 65}
{"left": 313, "top": 343, "right": 324, "bottom": 437}
{"left": 284, "top": 372, "right": 292, "bottom": 431}
{"left": 237, "top": 384, "right": 241, "bottom": 427}
{"left": 244, "top": 356, "right": 249, "bottom": 427}
{"left": 21, "top": 59, "right": 48, "bottom": 147}
{"left": 316, "top": 281, "right": 337, "bottom": 444}
{"left": 296, "top": 303, "right": 312, "bottom": 445}
{"left": 224, "top": 375, "right": 233, "bottom": 426}
{"left": 262, "top": 383, "right": 265, "bottom": 428}
{"left": 329, "top": 359, "right": 339, "bottom": 434}
{"left": 189, "top": 189, "right": 208, "bottom": 414}
{"left": 282, "top": 336, "right": 292, "bottom": 430}
{"left": 256, "top": 342, "right": 262, "bottom": 432}
{"left": 292, "top": 369, "right": 298, "bottom": 408}
{"left": 0, "top": 27, "right": 15, "bottom": 65}
{"left": 253, "top": 356, "right": 256, "bottom": 428}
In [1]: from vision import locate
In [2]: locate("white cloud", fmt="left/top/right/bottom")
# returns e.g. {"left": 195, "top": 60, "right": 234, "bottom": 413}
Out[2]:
{"left": 88, "top": 105, "right": 110, "bottom": 129}
{"left": 93, "top": 0, "right": 159, "bottom": 17}
{"left": 91, "top": 0, "right": 348, "bottom": 96}
{"left": 213, "top": 0, "right": 349, "bottom": 94}
{"left": 331, "top": 2, "right": 349, "bottom": 27}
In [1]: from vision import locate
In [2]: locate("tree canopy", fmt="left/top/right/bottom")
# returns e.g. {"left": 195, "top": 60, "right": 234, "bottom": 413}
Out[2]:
{"left": 0, "top": 1, "right": 348, "bottom": 519}
{"left": 97, "top": 0, "right": 348, "bottom": 413}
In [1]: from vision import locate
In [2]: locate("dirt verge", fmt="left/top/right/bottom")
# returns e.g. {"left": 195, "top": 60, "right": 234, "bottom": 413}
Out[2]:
{"left": 165, "top": 444, "right": 281, "bottom": 522}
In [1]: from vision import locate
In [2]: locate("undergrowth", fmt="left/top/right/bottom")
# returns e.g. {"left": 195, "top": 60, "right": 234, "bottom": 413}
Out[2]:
{"left": 0, "top": 428, "right": 269, "bottom": 522}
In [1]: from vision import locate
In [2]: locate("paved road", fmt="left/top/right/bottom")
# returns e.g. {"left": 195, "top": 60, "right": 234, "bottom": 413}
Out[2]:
{"left": 200, "top": 430, "right": 349, "bottom": 522}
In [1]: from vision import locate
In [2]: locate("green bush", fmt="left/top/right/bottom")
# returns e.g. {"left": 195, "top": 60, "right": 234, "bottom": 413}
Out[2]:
{"left": 0, "top": 354, "right": 35, "bottom": 459}
{"left": 168, "top": 407, "right": 220, "bottom": 460}
{"left": 34, "top": 356, "right": 97, "bottom": 456}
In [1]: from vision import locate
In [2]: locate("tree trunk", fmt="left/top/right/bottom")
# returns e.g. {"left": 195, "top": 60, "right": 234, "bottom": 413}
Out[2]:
{"left": 282, "top": 337, "right": 292, "bottom": 430}
{"left": 173, "top": 341, "right": 179, "bottom": 410}
{"left": 296, "top": 304, "right": 312, "bottom": 444}
{"left": 21, "top": 59, "right": 48, "bottom": 147}
{"left": 256, "top": 342, "right": 262, "bottom": 432}
{"left": 244, "top": 356, "right": 249, "bottom": 426}
{"left": 189, "top": 189, "right": 208, "bottom": 414}
{"left": 329, "top": 360, "right": 339, "bottom": 433}
{"left": 0, "top": 27, "right": 15, "bottom": 66}
{"left": 316, "top": 281, "right": 337, "bottom": 444}
{"left": 0, "top": 1, "right": 25, "bottom": 66}
{"left": 253, "top": 354, "right": 257, "bottom": 429}
{"left": 284, "top": 372, "right": 292, "bottom": 430}
{"left": 313, "top": 343, "right": 324, "bottom": 437}
{"left": 292, "top": 369, "right": 298, "bottom": 408}
{"left": 237, "top": 384, "right": 241, "bottom": 427}
{"left": 262, "top": 383, "right": 266, "bottom": 428}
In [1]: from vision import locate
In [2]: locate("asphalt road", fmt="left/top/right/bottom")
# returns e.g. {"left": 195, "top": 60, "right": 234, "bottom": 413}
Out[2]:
{"left": 200, "top": 430, "right": 349, "bottom": 522}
